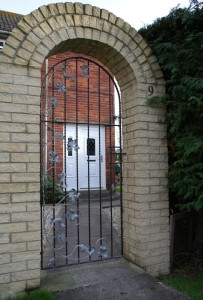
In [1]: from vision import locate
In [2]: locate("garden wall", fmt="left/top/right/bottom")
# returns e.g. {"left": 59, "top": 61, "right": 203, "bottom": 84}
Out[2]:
{"left": 0, "top": 2, "right": 169, "bottom": 298}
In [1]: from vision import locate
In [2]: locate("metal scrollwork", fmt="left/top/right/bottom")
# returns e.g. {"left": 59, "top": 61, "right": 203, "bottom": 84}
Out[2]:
{"left": 62, "top": 67, "right": 75, "bottom": 82}
{"left": 41, "top": 57, "right": 122, "bottom": 269}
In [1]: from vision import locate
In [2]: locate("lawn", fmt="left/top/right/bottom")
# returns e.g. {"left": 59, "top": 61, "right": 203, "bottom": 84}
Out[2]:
{"left": 159, "top": 273, "right": 203, "bottom": 300}
{"left": 8, "top": 289, "right": 54, "bottom": 300}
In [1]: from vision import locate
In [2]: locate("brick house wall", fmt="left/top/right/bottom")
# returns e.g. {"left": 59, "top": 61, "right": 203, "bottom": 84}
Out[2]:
{"left": 41, "top": 52, "right": 116, "bottom": 190}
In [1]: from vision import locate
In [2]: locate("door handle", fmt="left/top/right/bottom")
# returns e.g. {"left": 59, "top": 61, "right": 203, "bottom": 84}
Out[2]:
{"left": 100, "top": 155, "right": 103, "bottom": 162}
{"left": 87, "top": 159, "right": 96, "bottom": 162}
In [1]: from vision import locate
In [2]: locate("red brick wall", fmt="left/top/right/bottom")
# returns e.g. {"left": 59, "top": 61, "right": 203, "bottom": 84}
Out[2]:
{"left": 41, "top": 52, "right": 115, "bottom": 190}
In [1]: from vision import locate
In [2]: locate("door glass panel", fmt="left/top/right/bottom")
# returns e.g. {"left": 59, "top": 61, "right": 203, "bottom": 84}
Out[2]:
{"left": 67, "top": 137, "right": 73, "bottom": 156}
{"left": 87, "top": 138, "right": 95, "bottom": 156}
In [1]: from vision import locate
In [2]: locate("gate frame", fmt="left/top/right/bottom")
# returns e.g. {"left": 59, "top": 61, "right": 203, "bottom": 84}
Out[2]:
{"left": 40, "top": 55, "right": 123, "bottom": 268}
{"left": 0, "top": 2, "right": 169, "bottom": 298}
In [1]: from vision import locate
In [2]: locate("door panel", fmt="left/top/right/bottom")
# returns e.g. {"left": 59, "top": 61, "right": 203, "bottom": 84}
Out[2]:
{"left": 66, "top": 125, "right": 106, "bottom": 190}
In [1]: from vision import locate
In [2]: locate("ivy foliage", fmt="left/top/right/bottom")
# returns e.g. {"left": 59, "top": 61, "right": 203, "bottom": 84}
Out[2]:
{"left": 139, "top": 0, "right": 203, "bottom": 211}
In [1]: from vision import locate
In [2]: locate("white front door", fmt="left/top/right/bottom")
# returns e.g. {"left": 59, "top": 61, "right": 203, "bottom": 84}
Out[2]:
{"left": 65, "top": 125, "right": 106, "bottom": 190}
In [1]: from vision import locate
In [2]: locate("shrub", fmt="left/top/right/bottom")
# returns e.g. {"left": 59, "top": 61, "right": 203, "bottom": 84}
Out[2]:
{"left": 139, "top": 0, "right": 203, "bottom": 211}
{"left": 41, "top": 175, "right": 64, "bottom": 204}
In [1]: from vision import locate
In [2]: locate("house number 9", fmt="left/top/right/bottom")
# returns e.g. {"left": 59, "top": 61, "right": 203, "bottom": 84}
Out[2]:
{"left": 148, "top": 85, "right": 154, "bottom": 96}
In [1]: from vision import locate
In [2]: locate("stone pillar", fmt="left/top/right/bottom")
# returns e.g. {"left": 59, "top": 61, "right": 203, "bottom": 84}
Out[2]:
{"left": 122, "top": 83, "right": 170, "bottom": 276}
{"left": 0, "top": 63, "right": 41, "bottom": 299}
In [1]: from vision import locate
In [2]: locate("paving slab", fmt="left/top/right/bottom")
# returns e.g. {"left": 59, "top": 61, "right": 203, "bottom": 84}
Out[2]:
{"left": 41, "top": 258, "right": 191, "bottom": 300}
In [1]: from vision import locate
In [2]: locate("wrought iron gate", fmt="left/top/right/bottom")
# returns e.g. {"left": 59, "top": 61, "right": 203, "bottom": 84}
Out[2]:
{"left": 40, "top": 56, "right": 123, "bottom": 269}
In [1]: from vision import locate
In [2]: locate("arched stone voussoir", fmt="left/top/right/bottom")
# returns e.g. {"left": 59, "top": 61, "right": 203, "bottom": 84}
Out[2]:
{"left": 47, "top": 3, "right": 60, "bottom": 16}
{"left": 39, "top": 4, "right": 56, "bottom": 19}
{"left": 2, "top": 3, "right": 154, "bottom": 81}
{"left": 44, "top": 34, "right": 136, "bottom": 88}
{"left": 1, "top": 1, "right": 164, "bottom": 86}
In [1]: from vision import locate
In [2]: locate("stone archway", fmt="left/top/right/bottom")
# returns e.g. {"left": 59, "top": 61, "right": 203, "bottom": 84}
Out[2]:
{"left": 0, "top": 2, "right": 169, "bottom": 298}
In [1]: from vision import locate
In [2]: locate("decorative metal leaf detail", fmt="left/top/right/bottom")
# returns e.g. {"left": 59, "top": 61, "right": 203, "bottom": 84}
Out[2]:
{"left": 58, "top": 172, "right": 65, "bottom": 181}
{"left": 47, "top": 127, "right": 64, "bottom": 139}
{"left": 49, "top": 151, "right": 60, "bottom": 163}
{"left": 41, "top": 108, "right": 49, "bottom": 117}
{"left": 50, "top": 217, "right": 65, "bottom": 228}
{"left": 58, "top": 172, "right": 68, "bottom": 188}
{"left": 65, "top": 209, "right": 79, "bottom": 222}
{"left": 41, "top": 96, "right": 58, "bottom": 117}
{"left": 67, "top": 138, "right": 80, "bottom": 151}
{"left": 79, "top": 243, "right": 95, "bottom": 256}
{"left": 80, "top": 64, "right": 90, "bottom": 78}
{"left": 43, "top": 192, "right": 110, "bottom": 265}
{"left": 56, "top": 82, "right": 67, "bottom": 94}
{"left": 58, "top": 233, "right": 69, "bottom": 242}
{"left": 50, "top": 96, "right": 58, "bottom": 107}
{"left": 62, "top": 68, "right": 75, "bottom": 82}
{"left": 98, "top": 246, "right": 108, "bottom": 258}
{"left": 48, "top": 257, "right": 56, "bottom": 267}
{"left": 96, "top": 238, "right": 108, "bottom": 259}
{"left": 68, "top": 189, "right": 81, "bottom": 202}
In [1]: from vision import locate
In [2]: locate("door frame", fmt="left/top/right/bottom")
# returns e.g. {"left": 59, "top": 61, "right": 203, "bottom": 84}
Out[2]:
{"left": 65, "top": 124, "right": 106, "bottom": 190}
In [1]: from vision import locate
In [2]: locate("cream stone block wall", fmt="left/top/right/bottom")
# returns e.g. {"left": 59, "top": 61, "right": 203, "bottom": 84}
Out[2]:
{"left": 122, "top": 85, "right": 169, "bottom": 276}
{"left": 0, "top": 64, "right": 41, "bottom": 299}
{"left": 0, "top": 2, "right": 169, "bottom": 298}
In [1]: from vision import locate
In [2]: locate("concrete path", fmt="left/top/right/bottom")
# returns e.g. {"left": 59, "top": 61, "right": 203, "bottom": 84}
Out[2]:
{"left": 42, "top": 193, "right": 122, "bottom": 268}
{"left": 41, "top": 258, "right": 190, "bottom": 300}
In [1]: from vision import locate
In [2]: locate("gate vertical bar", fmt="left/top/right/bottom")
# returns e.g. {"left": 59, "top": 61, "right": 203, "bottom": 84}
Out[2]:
{"left": 108, "top": 75, "right": 113, "bottom": 257}
{"left": 63, "top": 59, "right": 69, "bottom": 265}
{"left": 75, "top": 58, "right": 80, "bottom": 262}
{"left": 87, "top": 59, "right": 92, "bottom": 262}
{"left": 98, "top": 66, "right": 103, "bottom": 251}
{"left": 40, "top": 93, "right": 44, "bottom": 269}
{"left": 51, "top": 67, "right": 56, "bottom": 266}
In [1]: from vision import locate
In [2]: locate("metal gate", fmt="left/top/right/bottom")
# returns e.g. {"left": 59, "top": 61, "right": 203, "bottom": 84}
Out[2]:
{"left": 40, "top": 56, "right": 123, "bottom": 269}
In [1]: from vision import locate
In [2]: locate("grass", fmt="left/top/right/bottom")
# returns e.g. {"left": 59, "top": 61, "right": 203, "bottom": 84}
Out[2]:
{"left": 7, "top": 289, "right": 54, "bottom": 300}
{"left": 159, "top": 273, "right": 203, "bottom": 300}
{"left": 115, "top": 185, "right": 121, "bottom": 193}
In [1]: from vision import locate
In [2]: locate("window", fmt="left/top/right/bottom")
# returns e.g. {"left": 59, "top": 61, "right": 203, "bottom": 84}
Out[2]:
{"left": 67, "top": 137, "right": 73, "bottom": 156}
{"left": 87, "top": 138, "right": 95, "bottom": 156}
